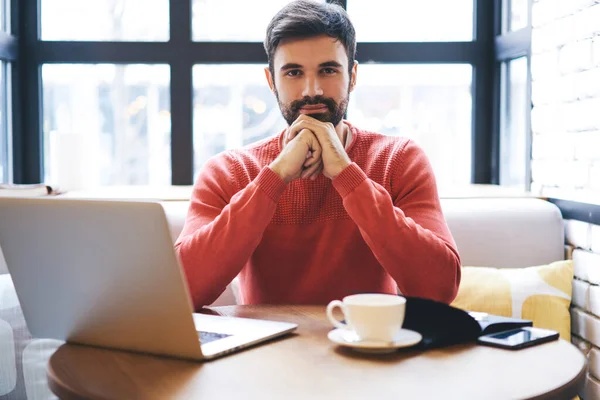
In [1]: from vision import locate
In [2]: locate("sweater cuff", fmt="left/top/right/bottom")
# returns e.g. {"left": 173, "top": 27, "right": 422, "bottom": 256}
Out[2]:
{"left": 255, "top": 166, "right": 288, "bottom": 202}
{"left": 332, "top": 162, "right": 368, "bottom": 198}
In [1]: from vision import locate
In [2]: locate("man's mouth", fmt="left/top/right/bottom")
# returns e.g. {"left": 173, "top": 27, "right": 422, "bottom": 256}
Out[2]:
{"left": 299, "top": 104, "right": 329, "bottom": 114}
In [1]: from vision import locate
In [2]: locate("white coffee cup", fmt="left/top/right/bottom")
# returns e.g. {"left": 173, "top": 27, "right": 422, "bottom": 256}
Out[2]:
{"left": 326, "top": 293, "right": 406, "bottom": 342}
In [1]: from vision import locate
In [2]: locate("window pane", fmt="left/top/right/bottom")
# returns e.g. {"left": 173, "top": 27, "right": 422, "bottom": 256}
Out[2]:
{"left": 347, "top": 0, "right": 473, "bottom": 42}
{"left": 347, "top": 64, "right": 473, "bottom": 187}
{"left": 500, "top": 57, "right": 528, "bottom": 187}
{"left": 0, "top": 62, "right": 7, "bottom": 183}
{"left": 509, "top": 0, "right": 529, "bottom": 31}
{"left": 0, "top": 0, "right": 5, "bottom": 32}
{"left": 193, "top": 65, "right": 286, "bottom": 176}
{"left": 192, "top": 0, "right": 325, "bottom": 42}
{"left": 42, "top": 64, "right": 171, "bottom": 188}
{"left": 41, "top": 0, "right": 169, "bottom": 41}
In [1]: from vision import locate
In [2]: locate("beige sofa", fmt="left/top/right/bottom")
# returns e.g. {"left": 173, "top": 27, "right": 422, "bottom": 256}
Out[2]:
{"left": 0, "top": 197, "right": 566, "bottom": 302}
{"left": 161, "top": 197, "right": 565, "bottom": 306}
{"left": 1, "top": 197, "right": 564, "bottom": 303}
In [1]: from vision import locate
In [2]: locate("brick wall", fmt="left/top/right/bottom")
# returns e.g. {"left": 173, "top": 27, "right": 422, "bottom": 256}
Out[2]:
{"left": 532, "top": 1, "right": 600, "bottom": 398}
{"left": 566, "top": 221, "right": 600, "bottom": 399}
{"left": 531, "top": 0, "right": 600, "bottom": 199}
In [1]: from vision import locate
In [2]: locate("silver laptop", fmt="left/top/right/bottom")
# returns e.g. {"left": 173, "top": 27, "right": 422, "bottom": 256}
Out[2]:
{"left": 0, "top": 197, "right": 297, "bottom": 361}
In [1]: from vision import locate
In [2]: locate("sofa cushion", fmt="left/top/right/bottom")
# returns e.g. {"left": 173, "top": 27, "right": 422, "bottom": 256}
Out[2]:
{"left": 161, "top": 201, "right": 191, "bottom": 244}
{"left": 441, "top": 198, "right": 565, "bottom": 268}
{"left": 451, "top": 260, "right": 574, "bottom": 340}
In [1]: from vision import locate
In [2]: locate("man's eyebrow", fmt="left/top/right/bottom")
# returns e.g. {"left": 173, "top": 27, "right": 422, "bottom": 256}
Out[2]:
{"left": 280, "top": 63, "right": 303, "bottom": 71}
{"left": 319, "top": 61, "right": 343, "bottom": 68}
{"left": 279, "top": 61, "right": 344, "bottom": 71}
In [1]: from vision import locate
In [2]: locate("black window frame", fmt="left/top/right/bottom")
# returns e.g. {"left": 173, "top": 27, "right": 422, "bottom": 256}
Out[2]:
{"left": 12, "top": 0, "right": 506, "bottom": 186}
{"left": 0, "top": 0, "right": 17, "bottom": 183}
{"left": 493, "top": 0, "right": 533, "bottom": 189}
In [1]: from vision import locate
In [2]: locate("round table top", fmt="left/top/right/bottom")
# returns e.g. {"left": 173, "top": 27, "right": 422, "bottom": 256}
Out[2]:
{"left": 47, "top": 305, "right": 586, "bottom": 400}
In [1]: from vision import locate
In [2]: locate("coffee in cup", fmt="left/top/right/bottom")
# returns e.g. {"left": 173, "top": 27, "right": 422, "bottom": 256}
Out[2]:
{"left": 326, "top": 293, "right": 406, "bottom": 342}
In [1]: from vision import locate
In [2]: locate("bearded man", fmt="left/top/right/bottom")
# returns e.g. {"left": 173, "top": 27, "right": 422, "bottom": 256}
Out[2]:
{"left": 175, "top": 0, "right": 461, "bottom": 309}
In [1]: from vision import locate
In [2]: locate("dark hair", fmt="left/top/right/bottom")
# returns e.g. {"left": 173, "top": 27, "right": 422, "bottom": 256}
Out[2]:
{"left": 264, "top": 0, "right": 356, "bottom": 76}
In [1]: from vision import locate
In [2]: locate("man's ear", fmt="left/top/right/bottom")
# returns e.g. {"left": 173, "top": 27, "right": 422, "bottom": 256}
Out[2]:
{"left": 349, "top": 60, "right": 358, "bottom": 92}
{"left": 264, "top": 67, "right": 276, "bottom": 93}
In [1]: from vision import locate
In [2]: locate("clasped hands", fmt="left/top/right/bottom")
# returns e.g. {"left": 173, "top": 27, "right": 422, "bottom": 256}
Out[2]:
{"left": 269, "top": 115, "right": 351, "bottom": 184}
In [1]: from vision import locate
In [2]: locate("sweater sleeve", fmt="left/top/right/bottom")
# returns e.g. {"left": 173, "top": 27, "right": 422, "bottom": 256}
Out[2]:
{"left": 332, "top": 140, "right": 461, "bottom": 304}
{"left": 174, "top": 153, "right": 287, "bottom": 309}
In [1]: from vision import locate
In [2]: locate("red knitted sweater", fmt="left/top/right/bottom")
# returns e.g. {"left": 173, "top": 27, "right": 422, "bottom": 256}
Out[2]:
{"left": 175, "top": 122, "right": 461, "bottom": 309}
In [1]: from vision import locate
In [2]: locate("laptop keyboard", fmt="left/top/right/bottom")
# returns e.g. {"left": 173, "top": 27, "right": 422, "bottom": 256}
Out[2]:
{"left": 197, "top": 330, "right": 232, "bottom": 344}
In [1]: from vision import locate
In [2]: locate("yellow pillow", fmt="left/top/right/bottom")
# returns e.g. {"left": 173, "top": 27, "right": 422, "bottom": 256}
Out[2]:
{"left": 451, "top": 260, "right": 574, "bottom": 340}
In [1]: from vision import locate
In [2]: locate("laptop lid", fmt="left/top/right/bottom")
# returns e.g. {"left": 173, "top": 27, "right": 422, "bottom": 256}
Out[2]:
{"left": 0, "top": 198, "right": 204, "bottom": 360}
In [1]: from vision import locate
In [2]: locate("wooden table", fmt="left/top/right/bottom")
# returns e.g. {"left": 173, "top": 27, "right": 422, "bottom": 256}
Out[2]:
{"left": 47, "top": 305, "right": 586, "bottom": 400}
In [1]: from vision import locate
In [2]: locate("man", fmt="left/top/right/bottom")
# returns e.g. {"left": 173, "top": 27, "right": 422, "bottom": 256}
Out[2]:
{"left": 175, "top": 0, "right": 460, "bottom": 309}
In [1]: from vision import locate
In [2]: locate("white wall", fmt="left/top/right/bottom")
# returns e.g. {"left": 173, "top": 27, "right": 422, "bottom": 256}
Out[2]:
{"left": 531, "top": 1, "right": 600, "bottom": 397}
{"left": 530, "top": 0, "right": 600, "bottom": 200}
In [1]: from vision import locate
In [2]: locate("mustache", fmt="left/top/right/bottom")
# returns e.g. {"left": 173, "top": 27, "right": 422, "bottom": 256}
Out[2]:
{"left": 290, "top": 96, "right": 337, "bottom": 113}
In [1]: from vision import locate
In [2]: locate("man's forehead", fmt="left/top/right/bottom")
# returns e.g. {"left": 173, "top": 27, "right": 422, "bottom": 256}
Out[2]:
{"left": 273, "top": 35, "right": 348, "bottom": 67}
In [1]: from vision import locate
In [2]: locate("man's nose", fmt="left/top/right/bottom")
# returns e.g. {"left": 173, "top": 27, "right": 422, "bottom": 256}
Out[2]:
{"left": 301, "top": 76, "right": 324, "bottom": 98}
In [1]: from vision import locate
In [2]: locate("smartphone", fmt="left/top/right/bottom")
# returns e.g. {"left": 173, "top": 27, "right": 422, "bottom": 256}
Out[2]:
{"left": 476, "top": 326, "right": 559, "bottom": 350}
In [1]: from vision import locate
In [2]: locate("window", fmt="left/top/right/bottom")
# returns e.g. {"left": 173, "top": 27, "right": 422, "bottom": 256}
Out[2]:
{"left": 496, "top": 0, "right": 532, "bottom": 188}
{"left": 193, "top": 65, "right": 285, "bottom": 176}
{"left": 0, "top": 62, "right": 7, "bottom": 183}
{"left": 15, "top": 0, "right": 499, "bottom": 187}
{"left": 348, "top": 64, "right": 473, "bottom": 186}
{"left": 347, "top": 0, "right": 474, "bottom": 42}
{"left": 42, "top": 64, "right": 171, "bottom": 187}
{"left": 41, "top": 0, "right": 170, "bottom": 41}
{"left": 0, "top": 0, "right": 11, "bottom": 184}
{"left": 192, "top": 0, "right": 325, "bottom": 42}
{"left": 505, "top": 0, "right": 529, "bottom": 32}
{"left": 499, "top": 57, "right": 529, "bottom": 188}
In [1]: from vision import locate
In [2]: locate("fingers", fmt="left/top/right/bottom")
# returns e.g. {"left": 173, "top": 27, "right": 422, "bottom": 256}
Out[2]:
{"left": 301, "top": 160, "right": 322, "bottom": 180}
{"left": 285, "top": 114, "right": 335, "bottom": 147}
{"left": 285, "top": 117, "right": 316, "bottom": 146}
{"left": 283, "top": 128, "right": 296, "bottom": 147}
{"left": 288, "top": 120, "right": 317, "bottom": 143}
{"left": 285, "top": 128, "right": 323, "bottom": 180}
{"left": 305, "top": 135, "right": 322, "bottom": 167}
{"left": 306, "top": 163, "right": 323, "bottom": 180}
{"left": 295, "top": 128, "right": 320, "bottom": 152}
{"left": 286, "top": 116, "right": 327, "bottom": 145}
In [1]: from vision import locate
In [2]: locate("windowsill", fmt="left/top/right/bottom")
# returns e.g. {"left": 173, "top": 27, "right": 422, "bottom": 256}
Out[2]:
{"left": 57, "top": 184, "right": 536, "bottom": 201}
{"left": 58, "top": 185, "right": 194, "bottom": 201}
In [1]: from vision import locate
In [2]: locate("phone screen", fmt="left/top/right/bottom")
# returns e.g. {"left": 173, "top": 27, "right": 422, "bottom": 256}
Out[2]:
{"left": 488, "top": 328, "right": 538, "bottom": 344}
{"left": 478, "top": 327, "right": 559, "bottom": 350}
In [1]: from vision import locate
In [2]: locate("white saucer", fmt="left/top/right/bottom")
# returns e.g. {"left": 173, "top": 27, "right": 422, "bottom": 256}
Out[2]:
{"left": 327, "top": 328, "right": 423, "bottom": 354}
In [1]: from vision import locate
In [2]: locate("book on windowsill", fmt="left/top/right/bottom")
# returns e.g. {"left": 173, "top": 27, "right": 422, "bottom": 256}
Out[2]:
{"left": 0, "top": 183, "right": 63, "bottom": 197}
{"left": 402, "top": 296, "right": 532, "bottom": 350}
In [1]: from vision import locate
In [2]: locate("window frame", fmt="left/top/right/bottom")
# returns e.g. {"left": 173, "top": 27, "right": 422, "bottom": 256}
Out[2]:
{"left": 0, "top": 0, "right": 16, "bottom": 184}
{"left": 493, "top": 0, "right": 533, "bottom": 188}
{"left": 13, "top": 0, "right": 504, "bottom": 186}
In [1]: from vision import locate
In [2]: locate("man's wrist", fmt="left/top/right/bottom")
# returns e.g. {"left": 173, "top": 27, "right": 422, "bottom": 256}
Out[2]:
{"left": 329, "top": 159, "right": 352, "bottom": 179}
{"left": 268, "top": 161, "right": 290, "bottom": 184}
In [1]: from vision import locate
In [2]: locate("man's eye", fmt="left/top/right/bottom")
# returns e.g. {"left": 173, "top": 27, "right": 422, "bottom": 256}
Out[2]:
{"left": 286, "top": 70, "right": 301, "bottom": 77}
{"left": 322, "top": 68, "right": 337, "bottom": 74}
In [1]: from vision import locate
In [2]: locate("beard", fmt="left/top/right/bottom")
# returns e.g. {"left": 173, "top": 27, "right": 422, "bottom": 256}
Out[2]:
{"left": 275, "top": 90, "right": 350, "bottom": 127}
